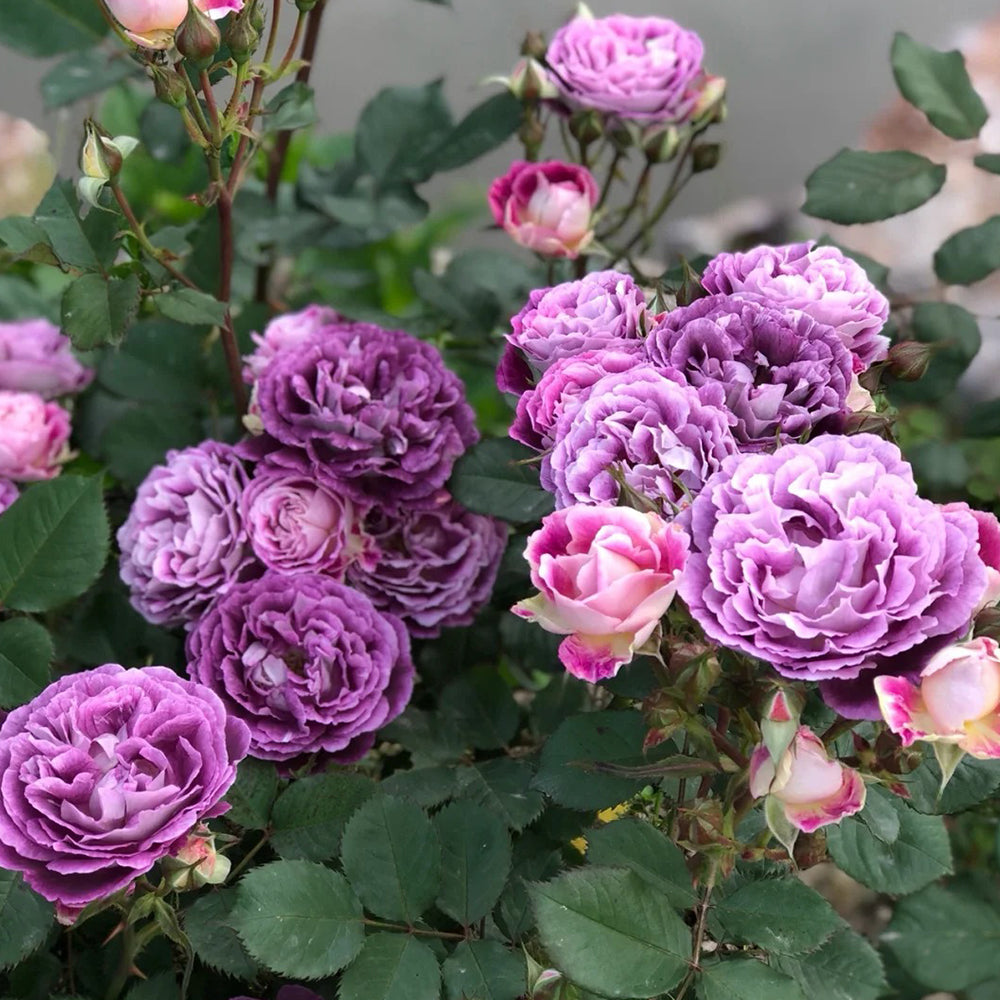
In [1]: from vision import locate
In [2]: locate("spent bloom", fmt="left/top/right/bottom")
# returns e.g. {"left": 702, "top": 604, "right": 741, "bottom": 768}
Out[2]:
{"left": 513, "top": 504, "right": 689, "bottom": 681}
{"left": 104, "top": 0, "right": 243, "bottom": 49}
{"left": 242, "top": 304, "right": 342, "bottom": 382}
{"left": 0, "top": 665, "right": 248, "bottom": 912}
{"left": 0, "top": 318, "right": 92, "bottom": 398}
{"left": 0, "top": 390, "right": 71, "bottom": 481}
{"left": 488, "top": 160, "right": 598, "bottom": 259}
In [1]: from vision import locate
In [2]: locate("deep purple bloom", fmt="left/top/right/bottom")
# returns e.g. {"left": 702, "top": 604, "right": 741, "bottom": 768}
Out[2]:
{"left": 679, "top": 434, "right": 986, "bottom": 691}
{"left": 186, "top": 571, "right": 414, "bottom": 765}
{"left": 0, "top": 318, "right": 92, "bottom": 398}
{"left": 347, "top": 500, "right": 507, "bottom": 638}
{"left": 0, "top": 665, "right": 249, "bottom": 911}
{"left": 498, "top": 271, "right": 647, "bottom": 395}
{"left": 543, "top": 365, "right": 738, "bottom": 509}
{"left": 645, "top": 294, "right": 852, "bottom": 450}
{"left": 243, "top": 323, "right": 477, "bottom": 505}
{"left": 700, "top": 242, "right": 890, "bottom": 371}
{"left": 118, "top": 441, "right": 258, "bottom": 627}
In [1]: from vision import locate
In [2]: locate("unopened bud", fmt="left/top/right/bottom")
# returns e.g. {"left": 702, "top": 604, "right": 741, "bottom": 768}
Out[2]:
{"left": 295, "top": 0, "right": 318, "bottom": 10}
{"left": 149, "top": 65, "right": 188, "bottom": 108}
{"left": 249, "top": 0, "right": 265, "bottom": 32}
{"left": 520, "top": 30, "right": 547, "bottom": 61}
{"left": 224, "top": 11, "right": 259, "bottom": 63}
{"left": 175, "top": 0, "right": 220, "bottom": 68}
{"left": 691, "top": 141, "right": 721, "bottom": 173}
{"left": 162, "top": 825, "right": 230, "bottom": 890}
{"left": 844, "top": 410, "right": 894, "bottom": 436}
{"left": 78, "top": 121, "right": 139, "bottom": 207}
{"left": 761, "top": 688, "right": 802, "bottom": 765}
{"left": 642, "top": 123, "right": 681, "bottom": 163}
{"left": 887, "top": 339, "right": 933, "bottom": 382}
{"left": 510, "top": 57, "right": 558, "bottom": 102}
{"left": 690, "top": 75, "right": 727, "bottom": 127}
{"left": 569, "top": 109, "right": 604, "bottom": 146}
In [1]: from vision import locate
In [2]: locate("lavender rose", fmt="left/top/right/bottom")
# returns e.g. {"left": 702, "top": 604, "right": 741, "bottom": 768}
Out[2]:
{"left": 645, "top": 294, "right": 852, "bottom": 450}
{"left": 0, "top": 390, "right": 71, "bottom": 481}
{"left": 701, "top": 242, "right": 890, "bottom": 371}
{"left": 242, "top": 304, "right": 342, "bottom": 382}
{"left": 118, "top": 440, "right": 258, "bottom": 627}
{"left": 347, "top": 500, "right": 507, "bottom": 638}
{"left": 0, "top": 477, "right": 18, "bottom": 514}
{"left": 498, "top": 270, "right": 647, "bottom": 395}
{"left": 546, "top": 13, "right": 707, "bottom": 123}
{"left": 679, "top": 434, "right": 986, "bottom": 690}
{"left": 543, "top": 365, "right": 738, "bottom": 509}
{"left": 0, "top": 318, "right": 92, "bottom": 398}
{"left": 0, "top": 664, "right": 249, "bottom": 911}
{"left": 186, "top": 571, "right": 414, "bottom": 765}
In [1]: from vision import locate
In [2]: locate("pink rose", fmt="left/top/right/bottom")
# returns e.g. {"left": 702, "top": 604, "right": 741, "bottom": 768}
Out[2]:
{"left": 488, "top": 160, "right": 599, "bottom": 259}
{"left": 0, "top": 391, "right": 70, "bottom": 481}
{"left": 242, "top": 305, "right": 342, "bottom": 382}
{"left": 749, "top": 726, "right": 866, "bottom": 833}
{"left": 104, "top": 0, "right": 242, "bottom": 49}
{"left": 513, "top": 504, "right": 688, "bottom": 681}
{"left": 875, "top": 636, "right": 1000, "bottom": 758}
{"left": 0, "top": 319, "right": 93, "bottom": 399}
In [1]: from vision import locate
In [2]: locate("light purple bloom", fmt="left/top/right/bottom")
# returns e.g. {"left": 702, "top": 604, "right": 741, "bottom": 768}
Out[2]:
{"left": 543, "top": 365, "right": 738, "bottom": 510}
{"left": 645, "top": 294, "right": 852, "bottom": 450}
{"left": 546, "top": 13, "right": 707, "bottom": 123}
{"left": 0, "top": 477, "right": 18, "bottom": 514}
{"left": 186, "top": 571, "right": 414, "bottom": 766}
{"left": 118, "top": 441, "right": 259, "bottom": 627}
{"left": 0, "top": 664, "right": 249, "bottom": 911}
{"left": 242, "top": 305, "right": 342, "bottom": 382}
{"left": 347, "top": 500, "right": 507, "bottom": 638}
{"left": 0, "top": 318, "right": 92, "bottom": 398}
{"left": 498, "top": 270, "right": 647, "bottom": 395}
{"left": 701, "top": 242, "right": 890, "bottom": 371}
{"left": 679, "top": 434, "right": 986, "bottom": 691}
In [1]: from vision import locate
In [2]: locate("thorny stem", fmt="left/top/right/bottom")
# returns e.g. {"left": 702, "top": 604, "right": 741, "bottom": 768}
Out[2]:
{"left": 228, "top": 830, "right": 271, "bottom": 881}
{"left": 710, "top": 729, "right": 748, "bottom": 768}
{"left": 362, "top": 918, "right": 467, "bottom": 941}
{"left": 672, "top": 859, "right": 718, "bottom": 1000}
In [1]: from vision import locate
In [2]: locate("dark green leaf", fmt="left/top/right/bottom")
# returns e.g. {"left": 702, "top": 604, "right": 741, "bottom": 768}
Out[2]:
{"left": 98, "top": 320, "right": 203, "bottom": 405}
{"left": 0, "top": 276, "right": 59, "bottom": 322}
{"left": 974, "top": 153, "right": 1000, "bottom": 175}
{"left": 449, "top": 438, "right": 554, "bottom": 524}
{"left": 434, "top": 801, "right": 511, "bottom": 926}
{"left": 182, "top": 887, "right": 259, "bottom": 980}
{"left": 802, "top": 149, "right": 945, "bottom": 224}
{"left": 420, "top": 92, "right": 521, "bottom": 174}
{"left": 340, "top": 933, "right": 441, "bottom": 1000}
{"left": 0, "top": 871, "right": 53, "bottom": 970}
{"left": 139, "top": 102, "right": 190, "bottom": 162}
{"left": 381, "top": 765, "right": 459, "bottom": 808}
{"left": 0, "top": 217, "right": 57, "bottom": 264}
{"left": 264, "top": 83, "right": 318, "bottom": 134}
{"left": 340, "top": 794, "right": 440, "bottom": 922}
{"left": 532, "top": 868, "right": 690, "bottom": 998}
{"left": 34, "top": 180, "right": 112, "bottom": 270}
{"left": 380, "top": 706, "right": 466, "bottom": 765}
{"left": 891, "top": 32, "right": 988, "bottom": 139}
{"left": 231, "top": 860, "right": 364, "bottom": 979}
{"left": 899, "top": 747, "right": 1000, "bottom": 813}
{"left": 224, "top": 758, "right": 279, "bottom": 830}
{"left": 934, "top": 216, "right": 1000, "bottom": 285}
{"left": 0, "top": 0, "right": 106, "bottom": 57}
{"left": 890, "top": 301, "right": 980, "bottom": 403}
{"left": 155, "top": 288, "right": 228, "bottom": 326}
{"left": 697, "top": 960, "right": 804, "bottom": 1000}
{"left": 99, "top": 405, "right": 202, "bottom": 487}
{"left": 439, "top": 665, "right": 519, "bottom": 750}
{"left": 495, "top": 836, "right": 562, "bottom": 943}
{"left": 61, "top": 272, "right": 141, "bottom": 350}
{"left": 41, "top": 49, "right": 136, "bottom": 108}
{"left": 442, "top": 940, "right": 525, "bottom": 1000}
{"left": 0, "top": 476, "right": 109, "bottom": 612}
{"left": 0, "top": 618, "right": 53, "bottom": 709}
{"left": 456, "top": 758, "right": 545, "bottom": 831}
{"left": 123, "top": 973, "right": 177, "bottom": 1000}
{"left": 774, "top": 927, "right": 886, "bottom": 1000}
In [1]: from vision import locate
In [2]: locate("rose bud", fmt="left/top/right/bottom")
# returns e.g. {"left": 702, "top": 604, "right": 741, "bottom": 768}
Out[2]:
{"left": 104, "top": 0, "right": 242, "bottom": 50}
{"left": 749, "top": 726, "right": 866, "bottom": 833}
{"left": 512, "top": 504, "right": 689, "bottom": 682}
{"left": 484, "top": 58, "right": 560, "bottom": 103}
{"left": 887, "top": 339, "right": 933, "bottom": 382}
{"left": 175, "top": 0, "right": 221, "bottom": 67}
{"left": 488, "top": 160, "right": 599, "bottom": 259}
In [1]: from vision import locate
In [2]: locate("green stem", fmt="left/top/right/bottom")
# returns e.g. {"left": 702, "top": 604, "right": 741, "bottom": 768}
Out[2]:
{"left": 228, "top": 831, "right": 270, "bottom": 882}
{"left": 180, "top": 68, "right": 213, "bottom": 145}
{"left": 597, "top": 161, "right": 651, "bottom": 243}
{"left": 595, "top": 149, "right": 623, "bottom": 212}
{"left": 362, "top": 918, "right": 466, "bottom": 941}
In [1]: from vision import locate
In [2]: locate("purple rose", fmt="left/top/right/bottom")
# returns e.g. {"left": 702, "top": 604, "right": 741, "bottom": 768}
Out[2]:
{"left": 0, "top": 477, "right": 18, "bottom": 514}
{"left": 0, "top": 664, "right": 249, "bottom": 911}
{"left": 679, "top": 434, "right": 986, "bottom": 689}
{"left": 346, "top": 500, "right": 507, "bottom": 638}
{"left": 545, "top": 13, "right": 707, "bottom": 123}
{"left": 242, "top": 323, "right": 477, "bottom": 506}
{"left": 701, "top": 242, "right": 890, "bottom": 371}
{"left": 186, "top": 571, "right": 414, "bottom": 765}
{"left": 498, "top": 270, "right": 647, "bottom": 395}
{"left": 118, "top": 441, "right": 259, "bottom": 627}
{"left": 0, "top": 318, "right": 92, "bottom": 398}
{"left": 645, "top": 294, "right": 852, "bottom": 450}
{"left": 543, "top": 365, "right": 738, "bottom": 509}
{"left": 242, "top": 305, "right": 342, "bottom": 382}
{"left": 243, "top": 468, "right": 376, "bottom": 578}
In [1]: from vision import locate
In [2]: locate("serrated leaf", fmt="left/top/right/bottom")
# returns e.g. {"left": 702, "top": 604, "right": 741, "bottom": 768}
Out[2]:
{"left": 340, "top": 795, "right": 440, "bottom": 922}
{"left": 100, "top": 405, "right": 203, "bottom": 488}
{"left": 0, "top": 618, "right": 53, "bottom": 708}
{"left": 456, "top": 758, "right": 545, "bottom": 831}
{"left": 98, "top": 320, "right": 203, "bottom": 405}
{"left": 0, "top": 871, "right": 53, "bottom": 970}
{"left": 531, "top": 868, "right": 689, "bottom": 998}
{"left": 381, "top": 765, "right": 459, "bottom": 808}
{"left": 124, "top": 973, "right": 177, "bottom": 1000}
{"left": 899, "top": 745, "right": 1000, "bottom": 813}
{"left": 263, "top": 82, "right": 318, "bottom": 134}
{"left": 802, "top": 149, "right": 945, "bottom": 224}
{"left": 0, "top": 476, "right": 109, "bottom": 612}
{"left": 773, "top": 927, "right": 885, "bottom": 1000}
{"left": 270, "top": 771, "right": 375, "bottom": 861}
{"left": 439, "top": 666, "right": 519, "bottom": 750}
{"left": 155, "top": 288, "right": 227, "bottom": 326}
{"left": 442, "top": 940, "right": 525, "bottom": 1000}
{"left": 33, "top": 180, "right": 110, "bottom": 270}
{"left": 61, "top": 272, "right": 141, "bottom": 350}
{"left": 231, "top": 860, "right": 364, "bottom": 979}
{"left": 449, "top": 438, "right": 554, "bottom": 524}
{"left": 183, "top": 888, "right": 259, "bottom": 980}
{"left": 339, "top": 933, "right": 441, "bottom": 1000}
{"left": 697, "top": 960, "right": 804, "bottom": 1000}
{"left": 434, "top": 801, "right": 511, "bottom": 927}
{"left": 495, "top": 837, "right": 562, "bottom": 943}
{"left": 221, "top": 759, "right": 278, "bottom": 831}
{"left": 934, "top": 216, "right": 1000, "bottom": 286}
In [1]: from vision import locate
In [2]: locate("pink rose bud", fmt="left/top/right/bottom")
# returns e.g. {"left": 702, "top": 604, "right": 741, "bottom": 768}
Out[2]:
{"left": 104, "top": 0, "right": 242, "bottom": 50}
{"left": 749, "top": 726, "right": 866, "bottom": 833}
{"left": 0, "top": 390, "right": 71, "bottom": 482}
{"left": 943, "top": 503, "right": 1000, "bottom": 613}
{"left": 760, "top": 688, "right": 802, "bottom": 766}
{"left": 488, "top": 160, "right": 599, "bottom": 259}
{"left": 163, "top": 825, "right": 230, "bottom": 890}
{"left": 875, "top": 636, "right": 1000, "bottom": 758}
{"left": 512, "top": 504, "right": 688, "bottom": 681}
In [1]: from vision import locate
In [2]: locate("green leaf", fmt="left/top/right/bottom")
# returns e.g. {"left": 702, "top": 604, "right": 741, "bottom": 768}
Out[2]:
{"left": 61, "top": 272, "right": 141, "bottom": 350}
{"left": 710, "top": 877, "right": 841, "bottom": 955}
{"left": 496, "top": 836, "right": 562, "bottom": 943}
{"left": 224, "top": 758, "right": 279, "bottom": 830}
{"left": 899, "top": 747, "right": 1000, "bottom": 813}
{"left": 33, "top": 180, "right": 112, "bottom": 270}
{"left": 381, "top": 765, "right": 459, "bottom": 808}
{"left": 0, "top": 0, "right": 106, "bottom": 56}
{"left": 0, "top": 872, "right": 52, "bottom": 970}
{"left": 124, "top": 973, "right": 177, "bottom": 1000}
{"left": 802, "top": 149, "right": 945, "bottom": 224}
{"left": 934, "top": 216, "right": 1000, "bottom": 285}
{"left": 434, "top": 801, "right": 511, "bottom": 926}
{"left": 99, "top": 405, "right": 203, "bottom": 488}
{"left": 0, "top": 618, "right": 53, "bottom": 709}
{"left": 456, "top": 758, "right": 545, "bottom": 831}
{"left": 155, "top": 288, "right": 228, "bottom": 326}
{"left": 41, "top": 49, "right": 137, "bottom": 108}
{"left": 882, "top": 880, "right": 1000, "bottom": 991}
{"left": 271, "top": 771, "right": 375, "bottom": 862}
{"left": 442, "top": 940, "right": 525, "bottom": 1000}
{"left": 773, "top": 927, "right": 885, "bottom": 1000}
{"left": 340, "top": 933, "right": 441, "bottom": 1000}
{"left": 0, "top": 476, "right": 109, "bottom": 612}
{"left": 231, "top": 860, "right": 364, "bottom": 979}
{"left": 182, "top": 887, "right": 259, "bottom": 980}
{"left": 439, "top": 665, "right": 519, "bottom": 750}
{"left": 340, "top": 795, "right": 440, "bottom": 922}
{"left": 264, "top": 82, "right": 318, "bottom": 134}
{"left": 532, "top": 868, "right": 690, "bottom": 998}
{"left": 891, "top": 32, "right": 988, "bottom": 140}
{"left": 697, "top": 960, "right": 804, "bottom": 1000}
{"left": 98, "top": 320, "right": 203, "bottom": 406}
{"left": 420, "top": 91, "right": 522, "bottom": 174}
{"left": 0, "top": 217, "right": 58, "bottom": 265}
{"left": 825, "top": 785, "right": 952, "bottom": 895}
{"left": 0, "top": 275, "right": 59, "bottom": 322}
{"left": 585, "top": 817, "right": 696, "bottom": 910}
{"left": 449, "top": 438, "right": 554, "bottom": 524}
{"left": 974, "top": 153, "right": 1000, "bottom": 175}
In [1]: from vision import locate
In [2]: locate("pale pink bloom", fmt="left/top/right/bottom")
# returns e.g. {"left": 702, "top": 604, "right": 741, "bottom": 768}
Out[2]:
{"left": 845, "top": 373, "right": 876, "bottom": 414}
{"left": 163, "top": 824, "right": 230, "bottom": 890}
{"left": 105, "top": 0, "right": 242, "bottom": 49}
{"left": 0, "top": 390, "right": 70, "bottom": 481}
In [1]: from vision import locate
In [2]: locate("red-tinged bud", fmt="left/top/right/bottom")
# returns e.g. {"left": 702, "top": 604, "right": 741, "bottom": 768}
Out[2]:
{"left": 691, "top": 141, "right": 721, "bottom": 173}
{"left": 887, "top": 339, "right": 933, "bottom": 382}
{"left": 520, "top": 30, "right": 547, "bottom": 60}
{"left": 175, "top": 0, "right": 221, "bottom": 68}
{"left": 224, "top": 10, "right": 259, "bottom": 63}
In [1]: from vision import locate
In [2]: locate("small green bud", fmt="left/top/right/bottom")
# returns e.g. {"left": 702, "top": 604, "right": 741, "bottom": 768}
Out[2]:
{"left": 520, "top": 30, "right": 547, "bottom": 61}
{"left": 149, "top": 65, "right": 188, "bottom": 108}
{"left": 569, "top": 108, "right": 604, "bottom": 145}
{"left": 887, "top": 339, "right": 933, "bottom": 382}
{"left": 641, "top": 123, "right": 681, "bottom": 163}
{"left": 691, "top": 141, "right": 721, "bottom": 173}
{"left": 295, "top": 0, "right": 319, "bottom": 11}
{"left": 175, "top": 0, "right": 220, "bottom": 69}
{"left": 224, "top": 12, "right": 259, "bottom": 64}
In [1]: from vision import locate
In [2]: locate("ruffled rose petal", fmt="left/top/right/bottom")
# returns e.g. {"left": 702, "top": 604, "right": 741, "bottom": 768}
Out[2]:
{"left": 781, "top": 766, "right": 866, "bottom": 833}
